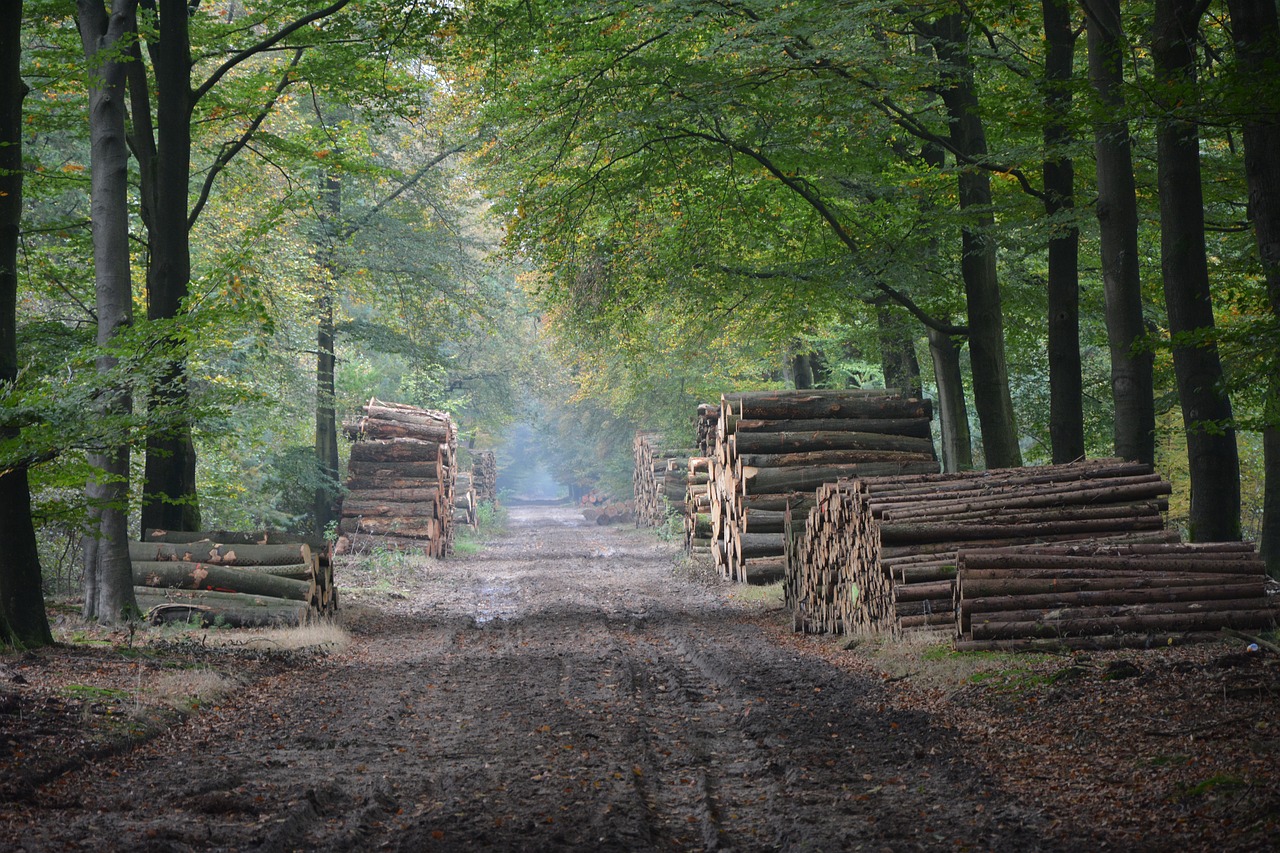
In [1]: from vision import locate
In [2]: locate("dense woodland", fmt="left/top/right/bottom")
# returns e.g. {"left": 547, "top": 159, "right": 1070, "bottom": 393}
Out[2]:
{"left": 0, "top": 0, "right": 1278, "bottom": 647}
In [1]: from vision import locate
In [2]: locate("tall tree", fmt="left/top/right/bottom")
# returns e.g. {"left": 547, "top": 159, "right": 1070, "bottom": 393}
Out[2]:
{"left": 0, "top": 0, "right": 54, "bottom": 647}
{"left": 77, "top": 0, "right": 139, "bottom": 622}
{"left": 1225, "top": 0, "right": 1280, "bottom": 570}
{"left": 1083, "top": 0, "right": 1156, "bottom": 466}
{"left": 1152, "top": 0, "right": 1241, "bottom": 541}
{"left": 1042, "top": 0, "right": 1083, "bottom": 463}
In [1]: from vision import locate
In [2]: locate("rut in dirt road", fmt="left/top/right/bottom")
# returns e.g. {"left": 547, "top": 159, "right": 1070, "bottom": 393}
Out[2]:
{"left": 6, "top": 506, "right": 1062, "bottom": 852}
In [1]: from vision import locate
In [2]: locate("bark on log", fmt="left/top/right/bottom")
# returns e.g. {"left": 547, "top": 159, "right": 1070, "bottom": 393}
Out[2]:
{"left": 350, "top": 438, "right": 446, "bottom": 463}
{"left": 341, "top": 498, "right": 441, "bottom": 519}
{"left": 135, "top": 588, "right": 310, "bottom": 627}
{"left": 129, "top": 540, "right": 313, "bottom": 567}
{"left": 725, "top": 393, "right": 932, "bottom": 421}
{"left": 733, "top": 430, "right": 937, "bottom": 456}
{"left": 132, "top": 561, "right": 312, "bottom": 601}
{"left": 734, "top": 417, "right": 933, "bottom": 438}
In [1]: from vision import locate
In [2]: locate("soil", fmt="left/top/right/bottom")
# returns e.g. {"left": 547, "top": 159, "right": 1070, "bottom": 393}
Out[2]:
{"left": 0, "top": 505, "right": 1277, "bottom": 851}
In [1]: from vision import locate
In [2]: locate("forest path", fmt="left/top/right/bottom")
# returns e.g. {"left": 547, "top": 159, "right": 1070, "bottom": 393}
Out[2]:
{"left": 3, "top": 506, "right": 1062, "bottom": 852}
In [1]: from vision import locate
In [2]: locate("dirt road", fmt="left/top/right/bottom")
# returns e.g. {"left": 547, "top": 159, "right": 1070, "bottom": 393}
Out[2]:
{"left": 4, "top": 506, "right": 1063, "bottom": 851}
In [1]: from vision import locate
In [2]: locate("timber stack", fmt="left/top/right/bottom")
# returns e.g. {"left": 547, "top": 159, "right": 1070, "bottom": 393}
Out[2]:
{"left": 633, "top": 431, "right": 694, "bottom": 528}
{"left": 788, "top": 458, "right": 1176, "bottom": 635}
{"left": 580, "top": 490, "right": 636, "bottom": 525}
{"left": 695, "top": 404, "right": 720, "bottom": 456}
{"left": 131, "top": 531, "right": 333, "bottom": 626}
{"left": 337, "top": 398, "right": 458, "bottom": 556}
{"left": 684, "top": 456, "right": 712, "bottom": 556}
{"left": 709, "top": 389, "right": 939, "bottom": 585}
{"left": 454, "top": 471, "right": 478, "bottom": 530}
{"left": 472, "top": 451, "right": 498, "bottom": 505}
{"left": 954, "top": 541, "right": 1279, "bottom": 651}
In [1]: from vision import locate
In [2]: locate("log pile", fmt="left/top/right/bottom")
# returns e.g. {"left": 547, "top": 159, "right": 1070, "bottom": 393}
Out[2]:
{"left": 788, "top": 459, "right": 1177, "bottom": 635}
{"left": 709, "top": 390, "right": 939, "bottom": 585}
{"left": 580, "top": 490, "right": 636, "bottom": 525}
{"left": 954, "top": 542, "right": 1280, "bottom": 650}
{"left": 684, "top": 457, "right": 712, "bottom": 556}
{"left": 454, "top": 472, "right": 478, "bottom": 530}
{"left": 472, "top": 451, "right": 498, "bottom": 505}
{"left": 131, "top": 532, "right": 332, "bottom": 626}
{"left": 337, "top": 399, "right": 458, "bottom": 556}
{"left": 695, "top": 404, "right": 720, "bottom": 456}
{"left": 633, "top": 431, "right": 694, "bottom": 528}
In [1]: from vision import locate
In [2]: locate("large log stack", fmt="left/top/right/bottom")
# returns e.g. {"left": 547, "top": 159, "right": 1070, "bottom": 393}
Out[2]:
{"left": 338, "top": 399, "right": 458, "bottom": 556}
{"left": 954, "top": 542, "right": 1280, "bottom": 650}
{"left": 632, "top": 431, "right": 695, "bottom": 528}
{"left": 788, "top": 459, "right": 1178, "bottom": 635}
{"left": 695, "top": 404, "right": 720, "bottom": 456}
{"left": 131, "top": 532, "right": 332, "bottom": 626}
{"left": 472, "top": 451, "right": 498, "bottom": 505}
{"left": 684, "top": 456, "right": 712, "bottom": 556}
{"left": 709, "top": 390, "right": 939, "bottom": 585}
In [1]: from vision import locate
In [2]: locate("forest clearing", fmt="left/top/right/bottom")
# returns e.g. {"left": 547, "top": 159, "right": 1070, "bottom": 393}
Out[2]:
{"left": 0, "top": 506, "right": 1277, "bottom": 851}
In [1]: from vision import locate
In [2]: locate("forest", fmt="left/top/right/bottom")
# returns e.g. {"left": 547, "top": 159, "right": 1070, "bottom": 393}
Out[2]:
{"left": 1, "top": 0, "right": 1278, "bottom": 648}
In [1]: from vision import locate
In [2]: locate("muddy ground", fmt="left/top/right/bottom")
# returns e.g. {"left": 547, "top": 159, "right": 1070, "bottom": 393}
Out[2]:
{"left": 0, "top": 505, "right": 1277, "bottom": 851}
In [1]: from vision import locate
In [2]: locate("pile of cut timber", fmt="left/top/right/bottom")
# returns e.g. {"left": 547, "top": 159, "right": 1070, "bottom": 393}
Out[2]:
{"left": 955, "top": 542, "right": 1279, "bottom": 650}
{"left": 454, "top": 471, "right": 478, "bottom": 530}
{"left": 337, "top": 399, "right": 458, "bottom": 556}
{"left": 684, "top": 457, "right": 712, "bottom": 556}
{"left": 580, "top": 490, "right": 636, "bottom": 525}
{"left": 131, "top": 530, "right": 332, "bottom": 627}
{"left": 695, "top": 404, "right": 720, "bottom": 456}
{"left": 632, "top": 431, "right": 694, "bottom": 528}
{"left": 710, "top": 390, "right": 938, "bottom": 585}
{"left": 787, "top": 459, "right": 1176, "bottom": 635}
{"left": 472, "top": 451, "right": 498, "bottom": 505}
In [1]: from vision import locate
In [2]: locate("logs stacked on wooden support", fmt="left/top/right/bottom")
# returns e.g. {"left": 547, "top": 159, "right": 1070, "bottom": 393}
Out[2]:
{"left": 788, "top": 459, "right": 1178, "bottom": 635}
{"left": 633, "top": 431, "right": 694, "bottom": 528}
{"left": 709, "top": 390, "right": 939, "bottom": 585}
{"left": 337, "top": 398, "right": 458, "bottom": 556}
{"left": 131, "top": 531, "right": 333, "bottom": 626}
{"left": 472, "top": 451, "right": 498, "bottom": 505}
{"left": 954, "top": 542, "right": 1280, "bottom": 651}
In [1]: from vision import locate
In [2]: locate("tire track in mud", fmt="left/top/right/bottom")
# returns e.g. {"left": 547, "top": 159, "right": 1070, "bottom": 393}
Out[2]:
{"left": 1, "top": 506, "right": 1064, "bottom": 852}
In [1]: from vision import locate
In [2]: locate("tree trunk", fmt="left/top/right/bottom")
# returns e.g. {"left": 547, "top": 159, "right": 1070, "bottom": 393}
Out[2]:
{"left": 925, "top": 13, "right": 1022, "bottom": 469}
{"left": 791, "top": 351, "right": 814, "bottom": 390}
{"left": 78, "top": 0, "right": 140, "bottom": 623}
{"left": 1084, "top": 0, "right": 1156, "bottom": 466}
{"left": 315, "top": 165, "right": 342, "bottom": 536}
{"left": 876, "top": 304, "right": 922, "bottom": 399}
{"left": 1225, "top": 0, "right": 1280, "bottom": 574}
{"left": 927, "top": 327, "right": 972, "bottom": 471}
{"left": 1153, "top": 0, "right": 1241, "bottom": 541}
{"left": 1043, "top": 0, "right": 1084, "bottom": 463}
{"left": 131, "top": 0, "right": 200, "bottom": 535}
{"left": 0, "top": 0, "right": 53, "bottom": 648}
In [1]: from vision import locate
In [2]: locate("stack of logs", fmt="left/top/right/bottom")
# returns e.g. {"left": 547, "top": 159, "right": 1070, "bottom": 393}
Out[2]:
{"left": 955, "top": 542, "right": 1279, "bottom": 650}
{"left": 684, "top": 457, "right": 712, "bottom": 557}
{"left": 338, "top": 399, "right": 458, "bottom": 556}
{"left": 695, "top": 404, "right": 720, "bottom": 456}
{"left": 710, "top": 390, "right": 939, "bottom": 585}
{"left": 454, "top": 471, "right": 478, "bottom": 530}
{"left": 633, "top": 431, "right": 694, "bottom": 528}
{"left": 787, "top": 459, "right": 1178, "bottom": 635}
{"left": 131, "top": 529, "right": 334, "bottom": 627}
{"left": 580, "top": 490, "right": 636, "bottom": 525}
{"left": 472, "top": 451, "right": 498, "bottom": 505}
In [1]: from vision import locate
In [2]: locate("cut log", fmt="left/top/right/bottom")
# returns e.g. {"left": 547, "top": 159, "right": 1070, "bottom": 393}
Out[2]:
{"left": 735, "top": 417, "right": 933, "bottom": 438}
{"left": 733, "top": 430, "right": 937, "bottom": 456}
{"left": 349, "top": 438, "right": 446, "bottom": 464}
{"left": 340, "top": 498, "right": 441, "bottom": 519}
{"left": 724, "top": 392, "right": 932, "bottom": 421}
{"left": 135, "top": 588, "right": 310, "bottom": 628}
{"left": 132, "top": 561, "right": 312, "bottom": 602}
{"left": 129, "top": 540, "right": 313, "bottom": 567}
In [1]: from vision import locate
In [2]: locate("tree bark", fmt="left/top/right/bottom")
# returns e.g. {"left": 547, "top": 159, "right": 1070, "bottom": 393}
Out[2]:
{"left": 876, "top": 304, "right": 922, "bottom": 399}
{"left": 1225, "top": 0, "right": 1280, "bottom": 573}
{"left": 132, "top": 561, "right": 312, "bottom": 601}
{"left": 315, "top": 165, "right": 342, "bottom": 536}
{"left": 1043, "top": 0, "right": 1084, "bottom": 463}
{"left": 1083, "top": 0, "right": 1156, "bottom": 465}
{"left": 1152, "top": 0, "right": 1241, "bottom": 541}
{"left": 0, "top": 0, "right": 54, "bottom": 648}
{"left": 927, "top": 327, "right": 972, "bottom": 471}
{"left": 78, "top": 0, "right": 140, "bottom": 624}
{"left": 923, "top": 13, "right": 1022, "bottom": 469}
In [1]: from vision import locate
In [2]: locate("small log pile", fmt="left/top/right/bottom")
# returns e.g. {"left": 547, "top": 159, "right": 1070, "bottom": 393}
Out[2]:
{"left": 684, "top": 457, "right": 712, "bottom": 556}
{"left": 454, "top": 471, "right": 478, "bottom": 530}
{"left": 633, "top": 431, "right": 694, "bottom": 528}
{"left": 709, "top": 390, "right": 939, "bottom": 585}
{"left": 788, "top": 459, "right": 1176, "bottom": 635}
{"left": 955, "top": 542, "right": 1280, "bottom": 651}
{"left": 580, "top": 490, "right": 636, "bottom": 525}
{"left": 472, "top": 451, "right": 498, "bottom": 505}
{"left": 695, "top": 404, "right": 720, "bottom": 456}
{"left": 131, "top": 532, "right": 332, "bottom": 626}
{"left": 337, "top": 398, "right": 458, "bottom": 556}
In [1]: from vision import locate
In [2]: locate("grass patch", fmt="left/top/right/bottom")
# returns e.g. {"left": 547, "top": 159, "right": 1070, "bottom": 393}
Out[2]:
{"left": 148, "top": 668, "right": 239, "bottom": 713}
{"left": 730, "top": 581, "right": 785, "bottom": 607}
{"left": 195, "top": 621, "right": 351, "bottom": 653}
{"left": 63, "top": 683, "right": 130, "bottom": 701}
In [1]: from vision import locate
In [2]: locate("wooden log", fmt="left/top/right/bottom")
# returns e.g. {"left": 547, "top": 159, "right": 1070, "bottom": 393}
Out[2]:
{"left": 969, "top": 608, "right": 1280, "bottom": 640}
{"left": 737, "top": 449, "right": 937, "bottom": 468}
{"left": 143, "top": 529, "right": 327, "bottom": 554}
{"left": 337, "top": 516, "right": 441, "bottom": 539}
{"left": 958, "top": 574, "right": 1262, "bottom": 598}
{"left": 734, "top": 417, "right": 933, "bottom": 439}
{"left": 134, "top": 588, "right": 310, "bottom": 628}
{"left": 964, "top": 588, "right": 1267, "bottom": 622}
{"left": 129, "top": 540, "right": 313, "bottom": 567}
{"left": 879, "top": 515, "right": 1165, "bottom": 544}
{"left": 131, "top": 558, "right": 313, "bottom": 582}
{"left": 132, "top": 561, "right": 312, "bottom": 602}
{"left": 339, "top": 487, "right": 441, "bottom": 503}
{"left": 740, "top": 461, "right": 940, "bottom": 494}
{"left": 349, "top": 438, "right": 445, "bottom": 463}
{"left": 743, "top": 556, "right": 787, "bottom": 585}
{"left": 954, "top": 632, "right": 1227, "bottom": 652}
{"left": 344, "top": 476, "right": 441, "bottom": 493}
{"left": 724, "top": 392, "right": 932, "bottom": 421}
{"left": 733, "top": 430, "right": 937, "bottom": 456}
{"left": 347, "top": 458, "right": 443, "bottom": 477}
{"left": 340, "top": 498, "right": 441, "bottom": 519}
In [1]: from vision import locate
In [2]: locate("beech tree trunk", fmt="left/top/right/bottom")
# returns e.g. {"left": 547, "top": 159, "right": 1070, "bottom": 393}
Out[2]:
{"left": 1042, "top": 0, "right": 1084, "bottom": 463}
{"left": 1084, "top": 0, "right": 1156, "bottom": 466}
{"left": 927, "top": 327, "right": 972, "bottom": 472}
{"left": 315, "top": 165, "right": 342, "bottom": 536}
{"left": 876, "top": 304, "right": 922, "bottom": 399}
{"left": 1226, "top": 0, "right": 1280, "bottom": 574}
{"left": 0, "top": 0, "right": 53, "bottom": 648}
{"left": 78, "top": 0, "right": 139, "bottom": 623}
{"left": 1153, "top": 0, "right": 1241, "bottom": 541}
{"left": 925, "top": 13, "right": 1022, "bottom": 469}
